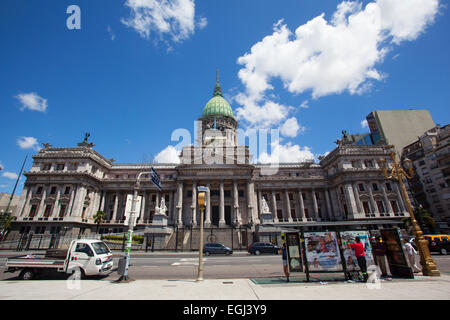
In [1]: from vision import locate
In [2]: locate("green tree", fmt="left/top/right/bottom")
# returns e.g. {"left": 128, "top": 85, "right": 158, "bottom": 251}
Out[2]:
{"left": 93, "top": 210, "right": 107, "bottom": 234}
{"left": 0, "top": 213, "right": 17, "bottom": 241}
{"left": 403, "top": 206, "right": 436, "bottom": 234}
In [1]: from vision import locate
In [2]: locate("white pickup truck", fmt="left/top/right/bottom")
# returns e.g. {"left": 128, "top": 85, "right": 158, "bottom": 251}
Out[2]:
{"left": 4, "top": 239, "right": 114, "bottom": 280}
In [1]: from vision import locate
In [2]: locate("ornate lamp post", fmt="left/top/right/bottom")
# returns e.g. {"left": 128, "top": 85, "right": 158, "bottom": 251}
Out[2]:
{"left": 196, "top": 186, "right": 208, "bottom": 282}
{"left": 378, "top": 146, "right": 440, "bottom": 276}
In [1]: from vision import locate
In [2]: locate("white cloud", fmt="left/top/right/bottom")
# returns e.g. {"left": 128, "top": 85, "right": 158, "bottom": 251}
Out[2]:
{"left": 121, "top": 0, "right": 205, "bottom": 44}
{"left": 280, "top": 117, "right": 305, "bottom": 138}
{"left": 300, "top": 100, "right": 310, "bottom": 109}
{"left": 17, "top": 136, "right": 40, "bottom": 151}
{"left": 361, "top": 119, "right": 369, "bottom": 128}
{"left": 107, "top": 25, "right": 116, "bottom": 40}
{"left": 259, "top": 141, "right": 314, "bottom": 164}
{"left": 197, "top": 16, "right": 208, "bottom": 29}
{"left": 236, "top": 0, "right": 440, "bottom": 104}
{"left": 153, "top": 145, "right": 180, "bottom": 163}
{"left": 2, "top": 172, "right": 18, "bottom": 180}
{"left": 15, "top": 92, "right": 47, "bottom": 112}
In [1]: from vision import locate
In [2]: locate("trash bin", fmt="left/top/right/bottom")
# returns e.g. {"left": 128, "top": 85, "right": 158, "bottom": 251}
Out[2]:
{"left": 118, "top": 257, "right": 127, "bottom": 275}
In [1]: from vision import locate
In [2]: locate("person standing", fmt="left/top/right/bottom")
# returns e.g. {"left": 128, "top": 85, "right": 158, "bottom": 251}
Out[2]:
{"left": 373, "top": 236, "right": 391, "bottom": 277}
{"left": 349, "top": 237, "right": 368, "bottom": 282}
{"left": 281, "top": 243, "right": 290, "bottom": 282}
{"left": 404, "top": 239, "right": 421, "bottom": 273}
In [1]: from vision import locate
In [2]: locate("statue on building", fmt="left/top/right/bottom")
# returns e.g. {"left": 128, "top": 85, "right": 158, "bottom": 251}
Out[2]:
{"left": 158, "top": 198, "right": 167, "bottom": 216}
{"left": 41, "top": 142, "right": 52, "bottom": 149}
{"left": 77, "top": 132, "right": 95, "bottom": 148}
{"left": 261, "top": 197, "right": 270, "bottom": 214}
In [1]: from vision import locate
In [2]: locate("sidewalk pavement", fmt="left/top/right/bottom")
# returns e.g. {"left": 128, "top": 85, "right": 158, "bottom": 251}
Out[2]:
{"left": 1, "top": 274, "right": 449, "bottom": 300}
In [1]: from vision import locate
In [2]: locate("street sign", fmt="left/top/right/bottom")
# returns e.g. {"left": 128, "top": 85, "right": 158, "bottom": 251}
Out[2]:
{"left": 124, "top": 194, "right": 142, "bottom": 226}
{"left": 151, "top": 167, "right": 162, "bottom": 191}
{"left": 197, "top": 186, "right": 208, "bottom": 192}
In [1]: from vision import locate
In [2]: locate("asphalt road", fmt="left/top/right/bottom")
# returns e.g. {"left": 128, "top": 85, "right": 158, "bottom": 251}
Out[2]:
{"left": 1, "top": 252, "right": 449, "bottom": 281}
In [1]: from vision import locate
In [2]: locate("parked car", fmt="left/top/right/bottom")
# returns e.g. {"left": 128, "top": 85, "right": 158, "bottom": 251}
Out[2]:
{"left": 203, "top": 242, "right": 233, "bottom": 255}
{"left": 425, "top": 236, "right": 450, "bottom": 255}
{"left": 248, "top": 242, "right": 281, "bottom": 255}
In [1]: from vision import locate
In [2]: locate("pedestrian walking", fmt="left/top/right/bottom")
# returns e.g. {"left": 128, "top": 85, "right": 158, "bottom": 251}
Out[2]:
{"left": 349, "top": 237, "right": 368, "bottom": 282}
{"left": 281, "top": 243, "right": 290, "bottom": 282}
{"left": 373, "top": 236, "right": 391, "bottom": 277}
{"left": 404, "top": 239, "right": 421, "bottom": 273}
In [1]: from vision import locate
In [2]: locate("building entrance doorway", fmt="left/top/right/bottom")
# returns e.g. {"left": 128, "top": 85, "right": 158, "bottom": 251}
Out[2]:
{"left": 225, "top": 205, "right": 231, "bottom": 226}
{"left": 212, "top": 206, "right": 219, "bottom": 226}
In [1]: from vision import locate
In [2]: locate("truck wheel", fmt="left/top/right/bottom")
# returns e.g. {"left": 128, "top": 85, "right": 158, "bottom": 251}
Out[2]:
{"left": 19, "top": 269, "right": 35, "bottom": 280}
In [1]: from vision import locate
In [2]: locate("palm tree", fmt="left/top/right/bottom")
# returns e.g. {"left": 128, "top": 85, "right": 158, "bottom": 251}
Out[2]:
{"left": 1, "top": 213, "right": 16, "bottom": 241}
{"left": 403, "top": 206, "right": 436, "bottom": 235}
{"left": 93, "top": 210, "right": 107, "bottom": 234}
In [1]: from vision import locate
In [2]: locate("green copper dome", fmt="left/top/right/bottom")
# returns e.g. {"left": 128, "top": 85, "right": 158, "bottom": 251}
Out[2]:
{"left": 201, "top": 70, "right": 235, "bottom": 119}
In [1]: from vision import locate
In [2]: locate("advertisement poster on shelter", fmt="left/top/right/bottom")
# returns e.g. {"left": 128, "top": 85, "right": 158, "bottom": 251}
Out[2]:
{"left": 340, "top": 231, "right": 375, "bottom": 271}
{"left": 304, "top": 232, "right": 342, "bottom": 272}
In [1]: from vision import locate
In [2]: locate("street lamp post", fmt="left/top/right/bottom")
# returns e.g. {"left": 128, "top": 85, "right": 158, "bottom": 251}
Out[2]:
{"left": 378, "top": 146, "right": 440, "bottom": 276}
{"left": 196, "top": 186, "right": 207, "bottom": 282}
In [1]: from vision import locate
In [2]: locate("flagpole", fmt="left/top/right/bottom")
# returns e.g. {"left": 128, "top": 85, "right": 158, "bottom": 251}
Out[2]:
{"left": 3, "top": 154, "right": 28, "bottom": 216}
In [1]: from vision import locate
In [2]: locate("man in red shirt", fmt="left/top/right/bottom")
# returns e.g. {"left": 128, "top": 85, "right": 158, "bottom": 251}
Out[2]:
{"left": 349, "top": 237, "right": 368, "bottom": 282}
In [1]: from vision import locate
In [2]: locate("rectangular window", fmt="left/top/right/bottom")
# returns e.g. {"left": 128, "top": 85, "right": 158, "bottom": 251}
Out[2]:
{"left": 372, "top": 183, "right": 378, "bottom": 191}
{"left": 390, "top": 201, "right": 399, "bottom": 213}
{"left": 238, "top": 190, "right": 244, "bottom": 197}
{"left": 362, "top": 201, "right": 370, "bottom": 214}
{"left": 376, "top": 200, "right": 385, "bottom": 213}
{"left": 43, "top": 205, "right": 52, "bottom": 218}
{"left": 359, "top": 184, "right": 365, "bottom": 192}
{"left": 56, "top": 164, "right": 65, "bottom": 171}
{"left": 275, "top": 194, "right": 281, "bottom": 201}
{"left": 36, "top": 186, "right": 43, "bottom": 195}
{"left": 288, "top": 193, "right": 293, "bottom": 200}
{"left": 59, "top": 205, "right": 67, "bottom": 217}
{"left": 50, "top": 187, "right": 57, "bottom": 195}
{"left": 43, "top": 164, "right": 52, "bottom": 171}
{"left": 224, "top": 190, "right": 231, "bottom": 198}
{"left": 386, "top": 183, "right": 392, "bottom": 191}
{"left": 64, "top": 186, "right": 71, "bottom": 195}
{"left": 29, "top": 205, "right": 38, "bottom": 217}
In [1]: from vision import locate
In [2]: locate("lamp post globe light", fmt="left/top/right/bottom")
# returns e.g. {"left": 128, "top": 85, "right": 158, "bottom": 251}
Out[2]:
{"left": 196, "top": 186, "right": 208, "bottom": 282}
{"left": 377, "top": 145, "right": 440, "bottom": 276}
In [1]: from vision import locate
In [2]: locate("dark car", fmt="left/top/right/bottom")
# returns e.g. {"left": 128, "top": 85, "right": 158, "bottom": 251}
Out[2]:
{"left": 203, "top": 242, "right": 233, "bottom": 255}
{"left": 248, "top": 242, "right": 281, "bottom": 255}
{"left": 426, "top": 237, "right": 450, "bottom": 255}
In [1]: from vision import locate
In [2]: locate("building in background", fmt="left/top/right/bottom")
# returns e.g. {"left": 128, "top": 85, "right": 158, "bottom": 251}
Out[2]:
{"left": 402, "top": 124, "right": 450, "bottom": 233}
{"left": 0, "top": 193, "right": 20, "bottom": 215}
{"left": 7, "top": 74, "right": 410, "bottom": 248}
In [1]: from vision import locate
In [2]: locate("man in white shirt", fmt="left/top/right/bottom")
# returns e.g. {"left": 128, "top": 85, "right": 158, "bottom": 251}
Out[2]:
{"left": 404, "top": 239, "right": 421, "bottom": 273}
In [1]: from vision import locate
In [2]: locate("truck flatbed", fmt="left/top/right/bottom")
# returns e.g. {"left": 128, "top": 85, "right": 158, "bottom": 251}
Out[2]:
{"left": 6, "top": 254, "right": 66, "bottom": 269}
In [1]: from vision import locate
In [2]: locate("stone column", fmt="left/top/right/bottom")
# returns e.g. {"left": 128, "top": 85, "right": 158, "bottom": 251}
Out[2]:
{"left": 68, "top": 185, "right": 77, "bottom": 217}
{"left": 257, "top": 190, "right": 262, "bottom": 219}
{"left": 382, "top": 183, "right": 393, "bottom": 215}
{"left": 311, "top": 189, "right": 319, "bottom": 221}
{"left": 138, "top": 191, "right": 146, "bottom": 223}
{"left": 112, "top": 191, "right": 119, "bottom": 221}
{"left": 177, "top": 181, "right": 183, "bottom": 226}
{"left": 343, "top": 184, "right": 358, "bottom": 217}
{"left": 100, "top": 191, "right": 106, "bottom": 212}
{"left": 394, "top": 182, "right": 406, "bottom": 213}
{"left": 271, "top": 190, "right": 279, "bottom": 222}
{"left": 368, "top": 183, "right": 379, "bottom": 216}
{"left": 298, "top": 189, "right": 306, "bottom": 221}
{"left": 324, "top": 189, "right": 332, "bottom": 221}
{"left": 205, "top": 182, "right": 211, "bottom": 226}
{"left": 18, "top": 186, "right": 32, "bottom": 217}
{"left": 352, "top": 183, "right": 363, "bottom": 214}
{"left": 156, "top": 192, "right": 160, "bottom": 209}
{"left": 51, "top": 186, "right": 61, "bottom": 218}
{"left": 219, "top": 181, "right": 226, "bottom": 227}
{"left": 285, "top": 190, "right": 293, "bottom": 222}
{"left": 37, "top": 187, "right": 47, "bottom": 217}
{"left": 233, "top": 180, "right": 239, "bottom": 224}
{"left": 192, "top": 181, "right": 197, "bottom": 226}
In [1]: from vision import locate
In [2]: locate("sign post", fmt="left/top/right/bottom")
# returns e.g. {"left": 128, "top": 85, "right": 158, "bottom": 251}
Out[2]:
{"left": 117, "top": 169, "right": 161, "bottom": 282}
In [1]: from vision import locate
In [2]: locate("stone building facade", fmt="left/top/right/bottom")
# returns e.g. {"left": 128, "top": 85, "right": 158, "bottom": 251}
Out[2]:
{"left": 9, "top": 75, "right": 410, "bottom": 245}
{"left": 402, "top": 124, "right": 450, "bottom": 232}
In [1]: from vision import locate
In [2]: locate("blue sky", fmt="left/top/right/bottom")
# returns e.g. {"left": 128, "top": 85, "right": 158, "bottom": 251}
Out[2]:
{"left": 1, "top": 0, "right": 449, "bottom": 195}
